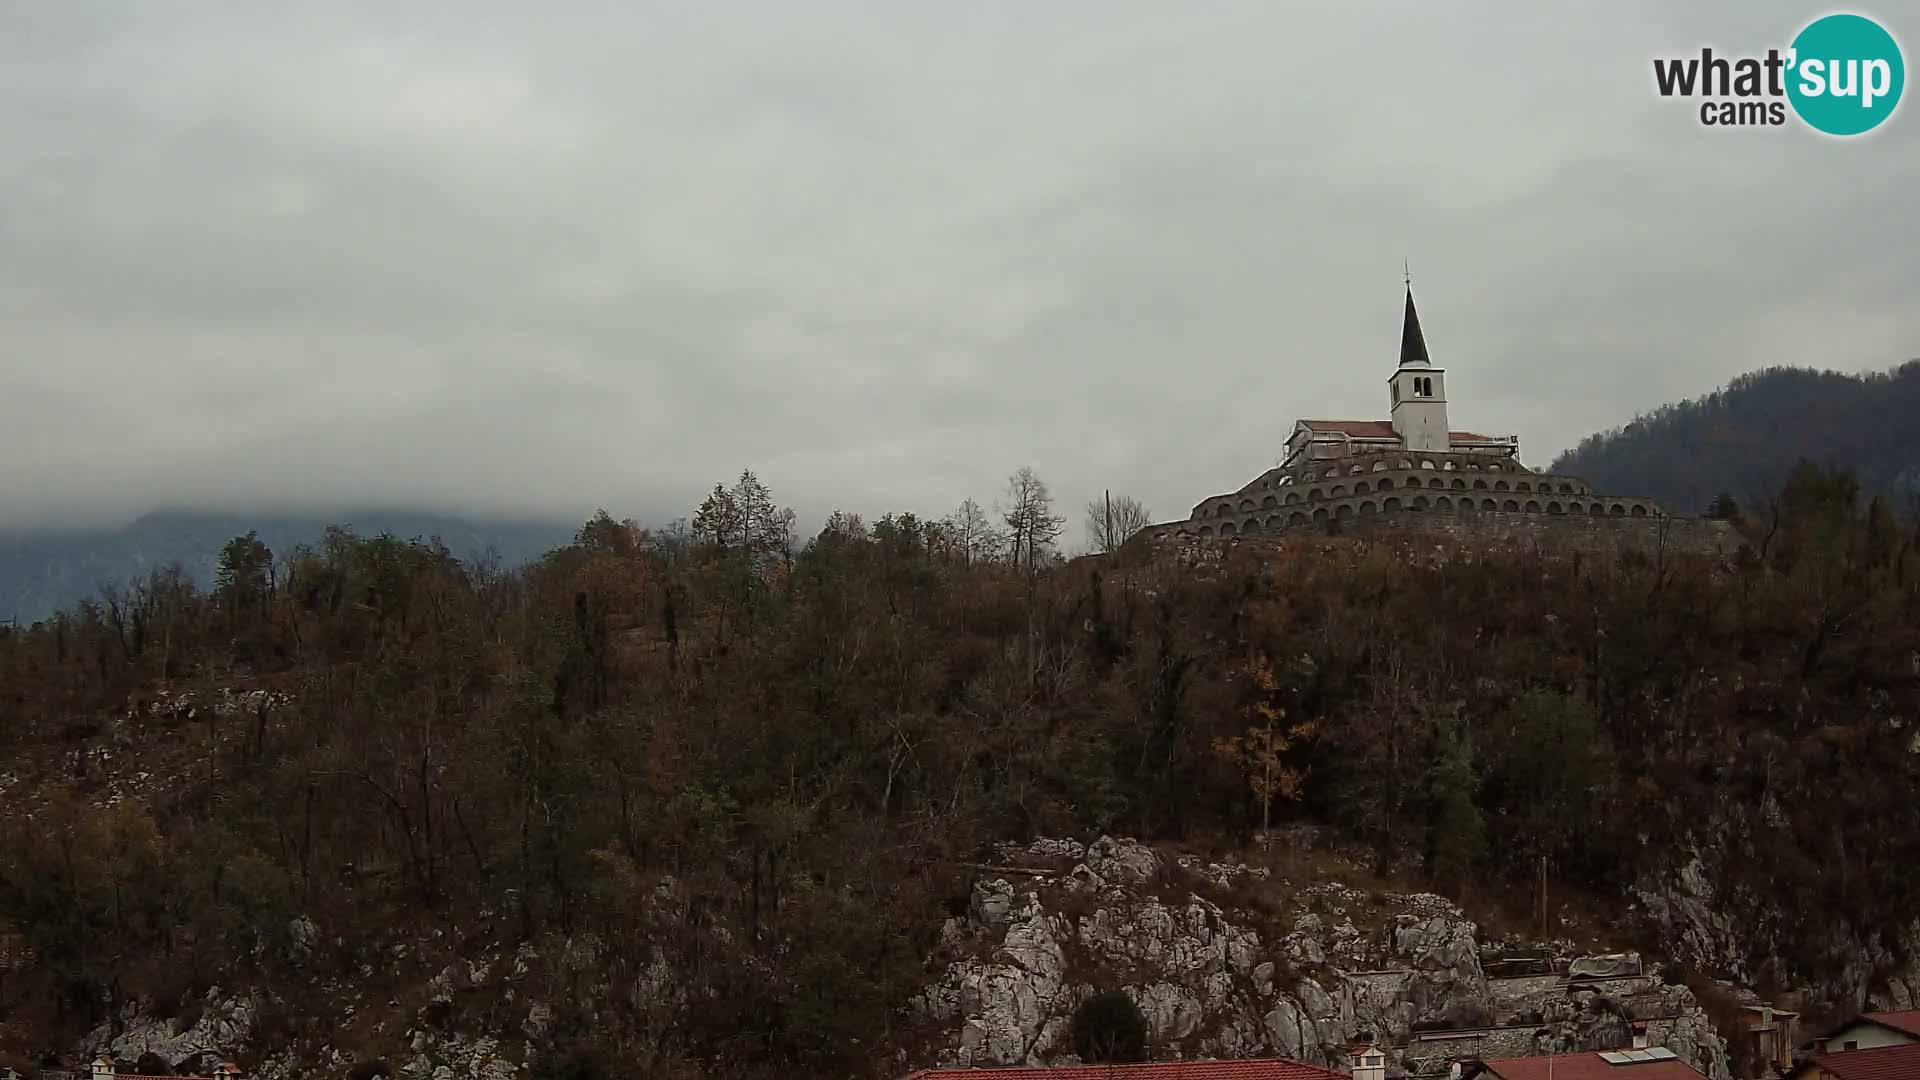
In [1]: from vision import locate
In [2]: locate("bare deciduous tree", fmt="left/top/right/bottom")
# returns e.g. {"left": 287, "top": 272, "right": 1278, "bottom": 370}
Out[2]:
{"left": 1000, "top": 467, "right": 1064, "bottom": 576}
{"left": 1085, "top": 492, "right": 1153, "bottom": 554}
{"left": 942, "top": 498, "right": 1002, "bottom": 566}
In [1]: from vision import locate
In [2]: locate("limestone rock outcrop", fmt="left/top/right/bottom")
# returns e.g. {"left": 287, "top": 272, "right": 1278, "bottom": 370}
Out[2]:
{"left": 85, "top": 989, "right": 259, "bottom": 1072}
{"left": 916, "top": 836, "right": 1731, "bottom": 1079}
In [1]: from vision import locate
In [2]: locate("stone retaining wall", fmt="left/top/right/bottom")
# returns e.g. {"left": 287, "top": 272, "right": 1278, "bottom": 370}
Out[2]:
{"left": 1146, "top": 510, "right": 1739, "bottom": 560}
{"left": 1336, "top": 509, "right": 1740, "bottom": 557}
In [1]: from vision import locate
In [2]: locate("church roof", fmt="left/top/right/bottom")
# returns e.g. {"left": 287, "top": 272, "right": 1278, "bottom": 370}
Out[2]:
{"left": 1400, "top": 285, "right": 1433, "bottom": 368}
{"left": 1298, "top": 420, "right": 1506, "bottom": 445}
{"left": 1301, "top": 419, "right": 1398, "bottom": 438}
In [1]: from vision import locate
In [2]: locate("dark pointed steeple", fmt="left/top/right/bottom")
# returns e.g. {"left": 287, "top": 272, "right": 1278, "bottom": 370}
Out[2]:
{"left": 1398, "top": 283, "right": 1431, "bottom": 368}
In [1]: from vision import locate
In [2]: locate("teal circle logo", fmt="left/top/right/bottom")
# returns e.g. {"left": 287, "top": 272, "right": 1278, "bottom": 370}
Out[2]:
{"left": 1787, "top": 13, "right": 1905, "bottom": 135}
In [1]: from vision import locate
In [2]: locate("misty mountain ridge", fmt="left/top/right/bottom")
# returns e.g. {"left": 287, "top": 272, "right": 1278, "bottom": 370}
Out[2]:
{"left": 1551, "top": 361, "right": 1920, "bottom": 513}
{"left": 10, "top": 360, "right": 1920, "bottom": 624}
{"left": 0, "top": 508, "right": 578, "bottom": 626}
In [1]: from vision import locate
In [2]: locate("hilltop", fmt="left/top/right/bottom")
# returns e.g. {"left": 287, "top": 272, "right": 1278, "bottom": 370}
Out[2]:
{"left": 1, "top": 465, "right": 1918, "bottom": 1078}
{"left": 1551, "top": 362, "right": 1920, "bottom": 513}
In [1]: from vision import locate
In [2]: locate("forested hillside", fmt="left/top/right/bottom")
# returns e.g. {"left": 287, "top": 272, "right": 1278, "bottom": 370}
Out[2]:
{"left": 1551, "top": 362, "right": 1920, "bottom": 512}
{"left": 0, "top": 511, "right": 576, "bottom": 628}
{"left": 1, "top": 464, "right": 1918, "bottom": 1078}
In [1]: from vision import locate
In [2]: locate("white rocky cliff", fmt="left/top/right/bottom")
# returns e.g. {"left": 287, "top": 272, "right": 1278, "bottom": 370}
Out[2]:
{"left": 914, "top": 836, "right": 1731, "bottom": 1079}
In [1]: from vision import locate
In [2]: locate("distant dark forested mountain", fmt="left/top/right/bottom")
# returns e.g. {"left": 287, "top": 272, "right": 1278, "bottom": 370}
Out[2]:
{"left": 0, "top": 509, "right": 577, "bottom": 625}
{"left": 1551, "top": 362, "right": 1920, "bottom": 513}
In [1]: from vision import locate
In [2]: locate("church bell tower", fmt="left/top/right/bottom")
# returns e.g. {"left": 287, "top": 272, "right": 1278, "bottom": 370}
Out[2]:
{"left": 1388, "top": 283, "right": 1450, "bottom": 453}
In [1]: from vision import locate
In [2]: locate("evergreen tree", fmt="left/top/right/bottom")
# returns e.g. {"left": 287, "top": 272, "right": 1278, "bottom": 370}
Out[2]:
{"left": 1072, "top": 990, "right": 1148, "bottom": 1064}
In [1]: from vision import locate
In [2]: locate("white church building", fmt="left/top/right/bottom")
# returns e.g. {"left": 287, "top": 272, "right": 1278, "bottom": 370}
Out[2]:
{"left": 1148, "top": 286, "right": 1668, "bottom": 539}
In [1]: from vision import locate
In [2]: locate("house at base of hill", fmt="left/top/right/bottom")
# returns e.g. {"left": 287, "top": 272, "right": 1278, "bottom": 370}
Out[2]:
{"left": 1456, "top": 1047, "right": 1707, "bottom": 1080}
{"left": 1786, "top": 1041, "right": 1920, "bottom": 1080}
{"left": 903, "top": 1041, "right": 1385, "bottom": 1080}
{"left": 78, "top": 1058, "right": 241, "bottom": 1080}
{"left": 1807, "top": 1010, "right": 1920, "bottom": 1055}
{"left": 1734, "top": 1002, "right": 1799, "bottom": 1077}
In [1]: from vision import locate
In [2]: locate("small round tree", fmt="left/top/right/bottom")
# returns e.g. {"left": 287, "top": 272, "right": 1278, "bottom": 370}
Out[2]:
{"left": 1072, "top": 990, "right": 1148, "bottom": 1064}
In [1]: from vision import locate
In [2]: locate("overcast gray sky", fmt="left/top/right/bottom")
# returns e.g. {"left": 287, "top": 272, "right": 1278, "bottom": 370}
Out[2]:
{"left": 3, "top": 2, "right": 1916, "bottom": 536}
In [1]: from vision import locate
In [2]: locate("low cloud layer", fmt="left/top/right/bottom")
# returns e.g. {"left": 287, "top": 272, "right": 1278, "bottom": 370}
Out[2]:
{"left": 3, "top": 2, "right": 1916, "bottom": 538}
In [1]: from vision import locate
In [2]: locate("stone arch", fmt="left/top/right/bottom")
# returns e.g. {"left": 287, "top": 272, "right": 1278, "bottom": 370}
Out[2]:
{"left": 1503, "top": 499, "right": 1520, "bottom": 512}
{"left": 1383, "top": 497, "right": 1402, "bottom": 512}
{"left": 1371, "top": 459, "right": 1389, "bottom": 472}
{"left": 1631, "top": 504, "right": 1648, "bottom": 517}
{"left": 1452, "top": 478, "right": 1467, "bottom": 489}
{"left": 1419, "top": 459, "right": 1437, "bottom": 470}
{"left": 1217, "top": 503, "right": 1233, "bottom": 516}
{"left": 1443, "top": 460, "right": 1457, "bottom": 471}
{"left": 1474, "top": 479, "right": 1489, "bottom": 490}
{"left": 1397, "top": 458, "right": 1413, "bottom": 469}
{"left": 1559, "top": 483, "right": 1575, "bottom": 494}
{"left": 1198, "top": 526, "right": 1214, "bottom": 537}
{"left": 1482, "top": 498, "right": 1498, "bottom": 510}
{"left": 1359, "top": 500, "right": 1378, "bottom": 515}
{"left": 1525, "top": 500, "right": 1542, "bottom": 513}
{"left": 1284, "top": 492, "right": 1299, "bottom": 506}
{"left": 1221, "top": 522, "right": 1237, "bottom": 536}
{"left": 1288, "top": 512, "right": 1308, "bottom": 526}
{"left": 1428, "top": 477, "right": 1446, "bottom": 489}
{"left": 1309, "top": 488, "right": 1324, "bottom": 501}
{"left": 1435, "top": 496, "right": 1453, "bottom": 511}
{"left": 1589, "top": 502, "right": 1604, "bottom": 515}
{"left": 1609, "top": 503, "right": 1626, "bottom": 516}
{"left": 1516, "top": 481, "right": 1531, "bottom": 492}
{"left": 1312, "top": 508, "right": 1329, "bottom": 523}
{"left": 1242, "top": 517, "right": 1260, "bottom": 533}
{"left": 1331, "top": 485, "right": 1347, "bottom": 497}
{"left": 1376, "top": 477, "right": 1394, "bottom": 490}
{"left": 1262, "top": 494, "right": 1278, "bottom": 507}
{"left": 1355, "top": 481, "right": 1371, "bottom": 494}
{"left": 1240, "top": 499, "right": 1255, "bottom": 511}
{"left": 1335, "top": 503, "right": 1354, "bottom": 520}
{"left": 1267, "top": 515, "right": 1284, "bottom": 530}
{"left": 1547, "top": 501, "right": 1564, "bottom": 515}
{"left": 1349, "top": 464, "right": 1365, "bottom": 475}
{"left": 1494, "top": 480, "right": 1510, "bottom": 491}
{"left": 1412, "top": 495, "right": 1430, "bottom": 510}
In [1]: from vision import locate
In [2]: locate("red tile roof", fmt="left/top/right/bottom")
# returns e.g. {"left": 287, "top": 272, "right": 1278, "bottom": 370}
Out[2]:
{"left": 1482, "top": 1051, "right": 1706, "bottom": 1080}
{"left": 1301, "top": 420, "right": 1398, "bottom": 438}
{"left": 1861, "top": 1009, "right": 1920, "bottom": 1037}
{"left": 1297, "top": 420, "right": 1507, "bottom": 445}
{"left": 903, "top": 1059, "right": 1346, "bottom": 1080}
{"left": 1803, "top": 1043, "right": 1920, "bottom": 1079}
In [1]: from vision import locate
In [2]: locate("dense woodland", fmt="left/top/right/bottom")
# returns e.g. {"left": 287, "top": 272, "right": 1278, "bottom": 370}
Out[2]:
{"left": 1552, "top": 362, "right": 1920, "bottom": 513}
{"left": 2, "top": 463, "right": 1920, "bottom": 1078}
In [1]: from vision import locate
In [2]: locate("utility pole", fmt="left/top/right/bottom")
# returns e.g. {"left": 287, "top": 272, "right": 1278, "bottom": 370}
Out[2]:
{"left": 1540, "top": 855, "right": 1549, "bottom": 940}
{"left": 1105, "top": 489, "right": 1113, "bottom": 554}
